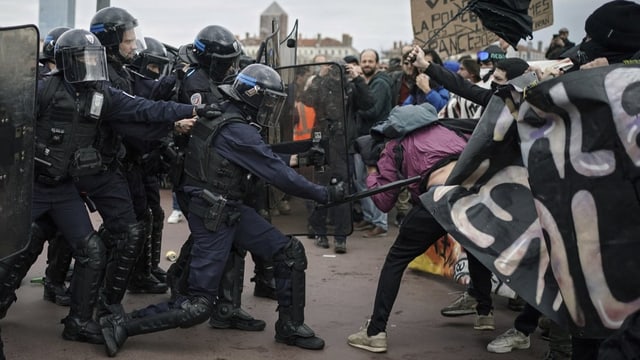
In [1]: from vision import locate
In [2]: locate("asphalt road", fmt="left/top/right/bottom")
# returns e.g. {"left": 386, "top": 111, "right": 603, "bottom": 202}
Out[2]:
{"left": 3, "top": 190, "right": 550, "bottom": 359}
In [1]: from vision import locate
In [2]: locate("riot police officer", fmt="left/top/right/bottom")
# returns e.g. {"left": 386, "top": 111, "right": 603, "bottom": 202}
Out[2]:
{"left": 36, "top": 25, "right": 75, "bottom": 306}
{"left": 84, "top": 7, "right": 168, "bottom": 310}
{"left": 168, "top": 25, "right": 270, "bottom": 332}
{"left": 99, "top": 64, "right": 346, "bottom": 356}
{"left": 39, "top": 26, "right": 71, "bottom": 76}
{"left": 6, "top": 28, "right": 197, "bottom": 344}
{"left": 124, "top": 36, "right": 176, "bottom": 287}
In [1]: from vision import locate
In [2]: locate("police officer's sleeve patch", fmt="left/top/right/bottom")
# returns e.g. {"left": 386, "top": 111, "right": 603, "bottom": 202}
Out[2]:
{"left": 190, "top": 93, "right": 202, "bottom": 105}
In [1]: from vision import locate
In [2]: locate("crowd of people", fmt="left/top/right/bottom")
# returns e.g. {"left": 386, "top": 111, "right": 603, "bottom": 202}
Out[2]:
{"left": 2, "top": 1, "right": 640, "bottom": 359}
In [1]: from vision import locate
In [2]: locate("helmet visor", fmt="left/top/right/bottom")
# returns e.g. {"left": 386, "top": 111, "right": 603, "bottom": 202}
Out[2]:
{"left": 207, "top": 56, "right": 240, "bottom": 83}
{"left": 255, "top": 88, "right": 287, "bottom": 127}
{"left": 61, "top": 46, "right": 108, "bottom": 83}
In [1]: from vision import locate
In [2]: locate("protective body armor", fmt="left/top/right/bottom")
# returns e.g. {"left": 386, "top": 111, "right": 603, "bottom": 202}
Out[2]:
{"left": 35, "top": 75, "right": 108, "bottom": 182}
{"left": 183, "top": 110, "right": 248, "bottom": 200}
{"left": 96, "top": 64, "right": 132, "bottom": 166}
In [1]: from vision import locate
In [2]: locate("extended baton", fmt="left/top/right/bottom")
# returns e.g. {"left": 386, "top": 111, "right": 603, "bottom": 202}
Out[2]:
{"left": 319, "top": 175, "right": 422, "bottom": 208}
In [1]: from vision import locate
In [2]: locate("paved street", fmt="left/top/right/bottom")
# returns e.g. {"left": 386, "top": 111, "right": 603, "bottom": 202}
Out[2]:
{"left": 3, "top": 190, "right": 550, "bottom": 359}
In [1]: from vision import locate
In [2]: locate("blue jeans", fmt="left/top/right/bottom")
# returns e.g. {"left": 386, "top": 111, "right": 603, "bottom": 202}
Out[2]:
{"left": 172, "top": 192, "right": 180, "bottom": 211}
{"left": 353, "top": 154, "right": 387, "bottom": 230}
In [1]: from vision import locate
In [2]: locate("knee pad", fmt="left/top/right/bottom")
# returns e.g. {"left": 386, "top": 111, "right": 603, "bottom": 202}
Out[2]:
{"left": 178, "top": 296, "right": 213, "bottom": 328}
{"left": 74, "top": 231, "right": 106, "bottom": 270}
{"left": 98, "top": 224, "right": 115, "bottom": 249}
{"left": 273, "top": 236, "right": 307, "bottom": 271}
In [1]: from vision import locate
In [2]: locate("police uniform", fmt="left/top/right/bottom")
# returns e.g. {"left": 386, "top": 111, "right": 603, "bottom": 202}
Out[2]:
{"left": 172, "top": 64, "right": 272, "bottom": 330}
{"left": 121, "top": 66, "right": 177, "bottom": 293}
{"left": 99, "top": 64, "right": 345, "bottom": 356}
{"left": 30, "top": 68, "right": 193, "bottom": 343}
{"left": 72, "top": 57, "right": 170, "bottom": 310}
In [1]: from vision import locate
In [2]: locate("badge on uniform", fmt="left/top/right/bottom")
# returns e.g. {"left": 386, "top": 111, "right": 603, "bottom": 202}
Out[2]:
{"left": 190, "top": 93, "right": 202, "bottom": 105}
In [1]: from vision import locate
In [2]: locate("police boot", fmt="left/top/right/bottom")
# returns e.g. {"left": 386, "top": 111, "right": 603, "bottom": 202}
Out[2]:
{"left": 208, "top": 246, "right": 265, "bottom": 331}
{"left": 43, "top": 278, "right": 71, "bottom": 306}
{"left": 0, "top": 222, "right": 50, "bottom": 318}
{"left": 150, "top": 208, "right": 167, "bottom": 282}
{"left": 43, "top": 232, "right": 73, "bottom": 306}
{"left": 273, "top": 236, "right": 324, "bottom": 350}
{"left": 101, "top": 296, "right": 213, "bottom": 357}
{"left": 127, "top": 213, "right": 168, "bottom": 294}
{"left": 251, "top": 254, "right": 276, "bottom": 300}
{"left": 209, "top": 301, "right": 266, "bottom": 331}
{"left": 275, "top": 306, "right": 324, "bottom": 350}
{"left": 63, "top": 232, "right": 106, "bottom": 344}
{"left": 127, "top": 273, "right": 168, "bottom": 294}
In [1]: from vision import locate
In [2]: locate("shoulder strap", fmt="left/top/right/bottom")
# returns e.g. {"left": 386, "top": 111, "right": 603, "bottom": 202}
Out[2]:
{"left": 38, "top": 74, "right": 63, "bottom": 118}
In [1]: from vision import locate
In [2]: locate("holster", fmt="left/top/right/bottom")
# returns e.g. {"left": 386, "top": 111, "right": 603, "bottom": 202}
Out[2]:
{"left": 189, "top": 190, "right": 228, "bottom": 232}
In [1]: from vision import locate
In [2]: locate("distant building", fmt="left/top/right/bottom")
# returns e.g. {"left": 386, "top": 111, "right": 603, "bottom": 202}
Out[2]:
{"left": 241, "top": 1, "right": 358, "bottom": 64}
{"left": 38, "top": 0, "right": 76, "bottom": 37}
{"left": 260, "top": 2, "right": 288, "bottom": 41}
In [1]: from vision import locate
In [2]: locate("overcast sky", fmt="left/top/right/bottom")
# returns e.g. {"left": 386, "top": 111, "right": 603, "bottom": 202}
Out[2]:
{"left": 0, "top": 0, "right": 611, "bottom": 54}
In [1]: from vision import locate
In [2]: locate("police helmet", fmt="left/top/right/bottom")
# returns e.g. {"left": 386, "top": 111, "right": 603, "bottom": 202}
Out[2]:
{"left": 89, "top": 7, "right": 145, "bottom": 60}
{"left": 192, "top": 25, "right": 242, "bottom": 82}
{"left": 219, "top": 64, "right": 287, "bottom": 127}
{"left": 130, "top": 37, "right": 170, "bottom": 79}
{"left": 54, "top": 29, "right": 109, "bottom": 84}
{"left": 40, "top": 26, "right": 71, "bottom": 64}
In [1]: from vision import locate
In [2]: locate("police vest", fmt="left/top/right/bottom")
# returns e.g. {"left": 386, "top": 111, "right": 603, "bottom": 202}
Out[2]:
{"left": 183, "top": 111, "right": 249, "bottom": 200}
{"left": 179, "top": 68, "right": 224, "bottom": 105}
{"left": 35, "top": 75, "right": 109, "bottom": 182}
{"left": 96, "top": 63, "right": 133, "bottom": 166}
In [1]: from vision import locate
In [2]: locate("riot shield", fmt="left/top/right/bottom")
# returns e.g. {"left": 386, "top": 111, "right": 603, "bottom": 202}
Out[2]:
{"left": 0, "top": 25, "right": 38, "bottom": 260}
{"left": 256, "top": 19, "right": 279, "bottom": 69}
{"left": 278, "top": 19, "right": 298, "bottom": 68}
{"left": 271, "top": 62, "right": 352, "bottom": 237}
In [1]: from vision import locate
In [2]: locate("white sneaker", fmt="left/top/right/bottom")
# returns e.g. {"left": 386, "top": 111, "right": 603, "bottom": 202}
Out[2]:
{"left": 486, "top": 327, "right": 530, "bottom": 353}
{"left": 347, "top": 319, "right": 387, "bottom": 353}
{"left": 167, "top": 210, "right": 184, "bottom": 224}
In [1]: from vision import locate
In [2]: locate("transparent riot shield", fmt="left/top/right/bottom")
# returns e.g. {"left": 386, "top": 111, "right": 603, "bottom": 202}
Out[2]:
{"left": 256, "top": 19, "right": 279, "bottom": 69}
{"left": 0, "top": 25, "right": 38, "bottom": 260}
{"left": 271, "top": 62, "right": 353, "bottom": 237}
{"left": 278, "top": 19, "right": 298, "bottom": 68}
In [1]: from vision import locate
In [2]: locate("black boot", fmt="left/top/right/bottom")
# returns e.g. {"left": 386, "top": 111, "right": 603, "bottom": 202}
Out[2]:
{"left": 44, "top": 231, "right": 73, "bottom": 294}
{"left": 209, "top": 302, "right": 266, "bottom": 331}
{"left": 127, "top": 273, "right": 168, "bottom": 294}
{"left": 315, "top": 236, "right": 329, "bottom": 249}
{"left": 252, "top": 274, "right": 277, "bottom": 300}
{"left": 150, "top": 207, "right": 167, "bottom": 283}
{"left": 62, "top": 316, "right": 104, "bottom": 344}
{"left": 43, "top": 278, "right": 71, "bottom": 306}
{"left": 63, "top": 232, "right": 106, "bottom": 344}
{"left": 101, "top": 296, "right": 213, "bottom": 357}
{"left": 128, "top": 214, "right": 167, "bottom": 294}
{"left": 251, "top": 255, "right": 277, "bottom": 300}
{"left": 273, "top": 237, "right": 324, "bottom": 350}
{"left": 209, "top": 247, "right": 266, "bottom": 331}
{"left": 275, "top": 306, "right": 324, "bottom": 350}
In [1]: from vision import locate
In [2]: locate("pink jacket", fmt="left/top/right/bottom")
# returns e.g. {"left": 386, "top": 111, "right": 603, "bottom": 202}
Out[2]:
{"left": 366, "top": 124, "right": 468, "bottom": 212}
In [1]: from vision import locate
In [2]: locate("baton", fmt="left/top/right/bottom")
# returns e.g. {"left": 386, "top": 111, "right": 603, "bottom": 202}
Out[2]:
{"left": 319, "top": 175, "right": 422, "bottom": 208}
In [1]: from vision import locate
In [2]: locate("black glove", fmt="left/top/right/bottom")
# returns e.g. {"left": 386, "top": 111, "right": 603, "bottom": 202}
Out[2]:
{"left": 326, "top": 178, "right": 346, "bottom": 204}
{"left": 355, "top": 135, "right": 384, "bottom": 166}
{"left": 195, "top": 103, "right": 222, "bottom": 119}
{"left": 297, "top": 146, "right": 326, "bottom": 167}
